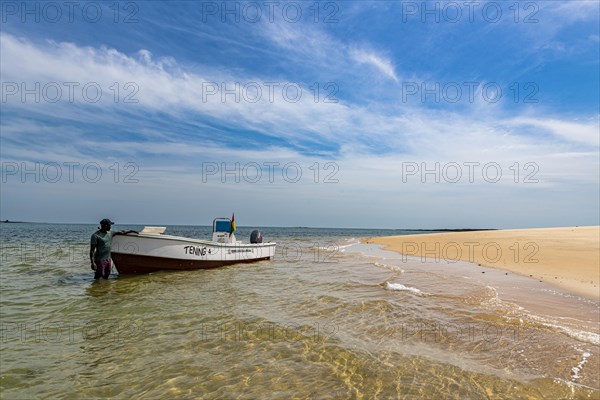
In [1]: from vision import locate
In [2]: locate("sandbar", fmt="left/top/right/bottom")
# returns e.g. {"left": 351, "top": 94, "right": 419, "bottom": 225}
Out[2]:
{"left": 364, "top": 226, "right": 600, "bottom": 300}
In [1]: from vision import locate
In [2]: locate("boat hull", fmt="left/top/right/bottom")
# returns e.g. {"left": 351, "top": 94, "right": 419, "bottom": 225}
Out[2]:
{"left": 111, "top": 233, "right": 276, "bottom": 274}
{"left": 111, "top": 253, "right": 272, "bottom": 274}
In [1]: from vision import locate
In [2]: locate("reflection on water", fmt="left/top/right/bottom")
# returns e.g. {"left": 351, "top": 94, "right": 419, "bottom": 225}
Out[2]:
{"left": 1, "top": 224, "right": 598, "bottom": 398}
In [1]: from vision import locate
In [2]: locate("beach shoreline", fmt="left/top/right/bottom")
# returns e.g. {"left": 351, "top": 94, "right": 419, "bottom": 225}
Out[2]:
{"left": 364, "top": 226, "right": 600, "bottom": 300}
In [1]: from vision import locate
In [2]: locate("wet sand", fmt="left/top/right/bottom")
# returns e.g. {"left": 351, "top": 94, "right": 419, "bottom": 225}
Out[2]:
{"left": 365, "top": 226, "right": 600, "bottom": 300}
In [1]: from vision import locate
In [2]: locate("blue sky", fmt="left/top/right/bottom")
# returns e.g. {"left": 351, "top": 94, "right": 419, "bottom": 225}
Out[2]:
{"left": 1, "top": 1, "right": 599, "bottom": 228}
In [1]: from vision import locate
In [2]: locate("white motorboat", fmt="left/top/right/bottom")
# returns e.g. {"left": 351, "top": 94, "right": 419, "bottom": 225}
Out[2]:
{"left": 111, "top": 218, "right": 275, "bottom": 274}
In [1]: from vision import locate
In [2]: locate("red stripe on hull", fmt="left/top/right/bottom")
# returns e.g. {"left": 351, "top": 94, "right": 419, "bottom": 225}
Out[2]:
{"left": 112, "top": 253, "right": 271, "bottom": 274}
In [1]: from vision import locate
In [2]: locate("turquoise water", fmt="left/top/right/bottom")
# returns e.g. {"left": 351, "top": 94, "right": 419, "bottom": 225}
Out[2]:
{"left": 1, "top": 223, "right": 598, "bottom": 399}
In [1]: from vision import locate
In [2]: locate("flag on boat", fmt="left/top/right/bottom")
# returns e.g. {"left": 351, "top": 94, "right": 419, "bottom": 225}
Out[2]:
{"left": 230, "top": 213, "right": 236, "bottom": 233}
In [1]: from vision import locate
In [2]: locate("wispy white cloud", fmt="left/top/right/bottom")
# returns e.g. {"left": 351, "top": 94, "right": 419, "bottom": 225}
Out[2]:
{"left": 507, "top": 117, "right": 600, "bottom": 147}
{"left": 260, "top": 20, "right": 402, "bottom": 84}
{"left": 550, "top": 1, "right": 600, "bottom": 23}
{"left": 349, "top": 48, "right": 399, "bottom": 82}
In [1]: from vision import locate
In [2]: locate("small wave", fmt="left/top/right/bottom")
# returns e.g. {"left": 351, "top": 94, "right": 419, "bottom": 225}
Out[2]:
{"left": 374, "top": 262, "right": 404, "bottom": 273}
{"left": 337, "top": 242, "right": 360, "bottom": 252}
{"left": 527, "top": 314, "right": 600, "bottom": 346}
{"left": 312, "top": 245, "right": 340, "bottom": 251}
{"left": 343, "top": 237, "right": 361, "bottom": 245}
{"left": 485, "top": 290, "right": 599, "bottom": 346}
{"left": 385, "top": 282, "right": 422, "bottom": 295}
{"left": 478, "top": 286, "right": 502, "bottom": 307}
{"left": 310, "top": 241, "right": 355, "bottom": 252}
{"left": 557, "top": 325, "right": 600, "bottom": 346}
{"left": 480, "top": 286, "right": 504, "bottom": 307}
{"left": 480, "top": 286, "right": 525, "bottom": 314}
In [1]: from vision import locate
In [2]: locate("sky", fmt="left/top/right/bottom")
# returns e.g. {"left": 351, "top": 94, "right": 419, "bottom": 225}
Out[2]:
{"left": 0, "top": 0, "right": 599, "bottom": 229}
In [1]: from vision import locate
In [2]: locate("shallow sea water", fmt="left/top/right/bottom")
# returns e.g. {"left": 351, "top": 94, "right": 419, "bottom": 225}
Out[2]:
{"left": 1, "top": 223, "right": 598, "bottom": 399}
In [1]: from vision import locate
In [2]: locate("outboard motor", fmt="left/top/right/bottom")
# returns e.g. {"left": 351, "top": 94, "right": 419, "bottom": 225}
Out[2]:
{"left": 250, "top": 230, "right": 263, "bottom": 244}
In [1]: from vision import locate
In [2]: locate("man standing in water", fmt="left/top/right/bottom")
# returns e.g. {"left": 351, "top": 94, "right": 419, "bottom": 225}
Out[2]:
{"left": 89, "top": 219, "right": 137, "bottom": 279}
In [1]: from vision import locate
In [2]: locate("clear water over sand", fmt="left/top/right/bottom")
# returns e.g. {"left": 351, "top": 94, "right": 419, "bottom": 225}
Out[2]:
{"left": 1, "top": 224, "right": 598, "bottom": 399}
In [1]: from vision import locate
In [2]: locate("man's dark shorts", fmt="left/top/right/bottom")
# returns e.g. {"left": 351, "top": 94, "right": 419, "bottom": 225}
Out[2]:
{"left": 95, "top": 259, "right": 112, "bottom": 279}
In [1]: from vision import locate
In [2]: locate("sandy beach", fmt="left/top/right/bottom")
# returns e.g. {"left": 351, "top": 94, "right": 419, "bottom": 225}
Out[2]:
{"left": 365, "top": 226, "right": 600, "bottom": 300}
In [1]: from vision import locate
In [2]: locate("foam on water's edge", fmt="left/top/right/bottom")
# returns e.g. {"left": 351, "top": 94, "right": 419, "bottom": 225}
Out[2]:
{"left": 483, "top": 285, "right": 500, "bottom": 303}
{"left": 343, "top": 237, "right": 361, "bottom": 245}
{"left": 479, "top": 285, "right": 600, "bottom": 347}
{"left": 374, "top": 262, "right": 404, "bottom": 273}
{"left": 312, "top": 238, "right": 360, "bottom": 253}
{"left": 480, "top": 286, "right": 525, "bottom": 314}
{"left": 385, "top": 282, "right": 423, "bottom": 295}
{"left": 334, "top": 238, "right": 362, "bottom": 252}
{"left": 336, "top": 243, "right": 356, "bottom": 252}
{"left": 501, "top": 312, "right": 600, "bottom": 346}
{"left": 526, "top": 314, "right": 600, "bottom": 346}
